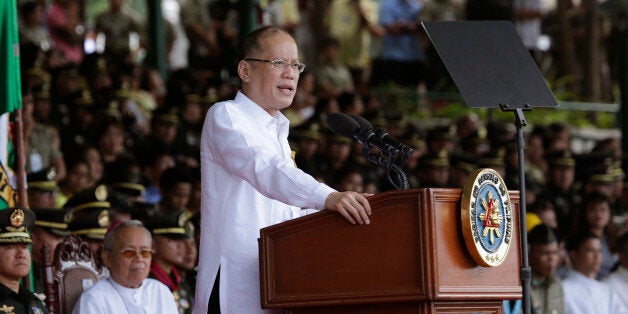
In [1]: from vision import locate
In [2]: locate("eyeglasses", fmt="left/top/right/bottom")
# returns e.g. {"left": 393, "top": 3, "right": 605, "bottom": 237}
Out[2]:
{"left": 118, "top": 248, "right": 154, "bottom": 259}
{"left": 244, "top": 58, "right": 306, "bottom": 73}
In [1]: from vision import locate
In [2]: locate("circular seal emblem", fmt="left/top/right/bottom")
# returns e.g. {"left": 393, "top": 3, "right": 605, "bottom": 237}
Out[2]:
{"left": 97, "top": 210, "right": 110, "bottom": 228}
{"left": 10, "top": 209, "right": 25, "bottom": 228}
{"left": 461, "top": 168, "right": 513, "bottom": 267}
{"left": 95, "top": 185, "right": 108, "bottom": 201}
{"left": 46, "top": 167, "right": 57, "bottom": 181}
{"left": 178, "top": 213, "right": 188, "bottom": 227}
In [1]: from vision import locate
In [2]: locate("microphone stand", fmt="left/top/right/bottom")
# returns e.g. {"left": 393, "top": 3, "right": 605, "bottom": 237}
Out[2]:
{"left": 360, "top": 145, "right": 410, "bottom": 190}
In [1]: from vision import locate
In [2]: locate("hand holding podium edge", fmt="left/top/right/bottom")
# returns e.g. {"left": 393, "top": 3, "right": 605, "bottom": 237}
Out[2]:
{"left": 324, "top": 191, "right": 373, "bottom": 225}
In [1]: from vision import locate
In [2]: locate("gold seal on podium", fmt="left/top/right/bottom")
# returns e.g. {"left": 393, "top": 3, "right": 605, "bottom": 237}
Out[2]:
{"left": 461, "top": 168, "right": 513, "bottom": 267}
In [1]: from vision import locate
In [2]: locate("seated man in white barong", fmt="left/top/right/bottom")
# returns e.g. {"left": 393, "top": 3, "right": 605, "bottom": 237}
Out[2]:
{"left": 73, "top": 220, "right": 178, "bottom": 313}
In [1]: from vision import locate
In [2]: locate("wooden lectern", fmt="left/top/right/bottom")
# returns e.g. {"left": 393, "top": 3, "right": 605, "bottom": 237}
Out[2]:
{"left": 259, "top": 188, "right": 522, "bottom": 313}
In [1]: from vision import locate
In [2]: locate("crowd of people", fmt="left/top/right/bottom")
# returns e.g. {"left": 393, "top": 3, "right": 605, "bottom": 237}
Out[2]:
{"left": 3, "top": 0, "right": 627, "bottom": 313}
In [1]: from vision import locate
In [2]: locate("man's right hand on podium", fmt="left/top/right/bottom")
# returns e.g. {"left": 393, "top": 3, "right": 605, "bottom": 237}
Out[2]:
{"left": 324, "top": 191, "right": 373, "bottom": 225}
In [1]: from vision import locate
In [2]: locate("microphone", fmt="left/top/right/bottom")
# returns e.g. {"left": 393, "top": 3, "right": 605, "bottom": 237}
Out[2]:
{"left": 348, "top": 114, "right": 413, "bottom": 159}
{"left": 325, "top": 112, "right": 361, "bottom": 140}
{"left": 327, "top": 112, "right": 411, "bottom": 190}
{"left": 326, "top": 113, "right": 406, "bottom": 156}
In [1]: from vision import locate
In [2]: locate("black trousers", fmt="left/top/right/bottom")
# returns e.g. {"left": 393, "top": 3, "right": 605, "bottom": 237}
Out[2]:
{"left": 207, "top": 268, "right": 220, "bottom": 314}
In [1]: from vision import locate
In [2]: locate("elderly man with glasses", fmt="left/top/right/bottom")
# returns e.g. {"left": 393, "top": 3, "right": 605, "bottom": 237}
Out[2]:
{"left": 72, "top": 220, "right": 178, "bottom": 313}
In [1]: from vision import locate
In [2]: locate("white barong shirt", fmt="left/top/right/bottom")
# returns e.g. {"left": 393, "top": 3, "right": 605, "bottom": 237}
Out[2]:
{"left": 194, "top": 92, "right": 335, "bottom": 313}
{"left": 72, "top": 278, "right": 178, "bottom": 313}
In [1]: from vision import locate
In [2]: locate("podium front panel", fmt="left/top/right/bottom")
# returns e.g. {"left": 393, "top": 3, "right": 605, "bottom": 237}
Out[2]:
{"left": 259, "top": 191, "right": 428, "bottom": 308}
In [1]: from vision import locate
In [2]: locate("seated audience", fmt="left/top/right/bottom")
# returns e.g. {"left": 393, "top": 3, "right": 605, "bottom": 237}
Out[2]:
{"left": 562, "top": 233, "right": 627, "bottom": 313}
{"left": 571, "top": 192, "right": 619, "bottom": 279}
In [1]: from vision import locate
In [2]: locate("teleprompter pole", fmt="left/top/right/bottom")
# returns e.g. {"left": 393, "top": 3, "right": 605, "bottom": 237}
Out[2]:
{"left": 501, "top": 105, "right": 531, "bottom": 314}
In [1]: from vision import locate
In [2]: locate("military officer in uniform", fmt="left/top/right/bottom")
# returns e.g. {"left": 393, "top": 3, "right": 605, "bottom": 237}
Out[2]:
{"left": 416, "top": 150, "right": 450, "bottom": 188}
{"left": 146, "top": 210, "right": 194, "bottom": 313}
{"left": 0, "top": 207, "right": 49, "bottom": 314}
{"left": 64, "top": 185, "right": 112, "bottom": 267}
{"left": 30, "top": 207, "right": 73, "bottom": 293}
{"left": 68, "top": 209, "right": 110, "bottom": 260}
{"left": 537, "top": 150, "right": 580, "bottom": 240}
{"left": 27, "top": 167, "right": 58, "bottom": 209}
{"left": 528, "top": 223, "right": 565, "bottom": 314}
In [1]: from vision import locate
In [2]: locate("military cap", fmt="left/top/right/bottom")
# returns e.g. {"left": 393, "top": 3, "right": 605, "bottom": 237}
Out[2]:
{"left": 577, "top": 151, "right": 620, "bottom": 183}
{"left": 327, "top": 133, "right": 351, "bottom": 144}
{"left": 450, "top": 153, "right": 479, "bottom": 174}
{"left": 409, "top": 138, "right": 426, "bottom": 151}
{"left": 107, "top": 190, "right": 133, "bottom": 214}
{"left": 34, "top": 88, "right": 51, "bottom": 101}
{"left": 79, "top": 53, "right": 109, "bottom": 77}
{"left": 388, "top": 117, "right": 407, "bottom": 130}
{"left": 293, "top": 122, "right": 321, "bottom": 141}
{"left": 107, "top": 160, "right": 146, "bottom": 198}
{"left": 31, "top": 207, "right": 73, "bottom": 237}
{"left": 153, "top": 107, "right": 180, "bottom": 125}
{"left": 185, "top": 93, "right": 201, "bottom": 103}
{"left": 25, "top": 67, "right": 51, "bottom": 82}
{"left": 460, "top": 130, "right": 489, "bottom": 147}
{"left": 202, "top": 88, "right": 219, "bottom": 105}
{"left": 371, "top": 117, "right": 389, "bottom": 129}
{"left": 611, "top": 161, "right": 625, "bottom": 180}
{"left": 111, "top": 182, "right": 145, "bottom": 198}
{"left": 27, "top": 167, "right": 58, "bottom": 192}
{"left": 418, "top": 150, "right": 450, "bottom": 168}
{"left": 527, "top": 224, "right": 557, "bottom": 245}
{"left": 114, "top": 83, "right": 132, "bottom": 99}
{"left": 68, "top": 209, "right": 110, "bottom": 240}
{"left": 184, "top": 220, "right": 195, "bottom": 238}
{"left": 545, "top": 150, "right": 575, "bottom": 168}
{"left": 427, "top": 125, "right": 455, "bottom": 142}
{"left": 146, "top": 210, "right": 191, "bottom": 239}
{"left": 55, "top": 64, "right": 81, "bottom": 78}
{"left": 0, "top": 207, "right": 36, "bottom": 244}
{"left": 70, "top": 90, "right": 94, "bottom": 107}
{"left": 486, "top": 120, "right": 516, "bottom": 143}
{"left": 479, "top": 148, "right": 506, "bottom": 168}
{"left": 129, "top": 200, "right": 159, "bottom": 221}
{"left": 63, "top": 184, "right": 111, "bottom": 213}
{"left": 102, "top": 101, "right": 123, "bottom": 120}
{"left": 585, "top": 165, "right": 616, "bottom": 184}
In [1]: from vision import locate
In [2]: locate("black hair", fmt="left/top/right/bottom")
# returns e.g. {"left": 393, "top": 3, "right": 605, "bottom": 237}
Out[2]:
{"left": 566, "top": 232, "right": 599, "bottom": 252}
{"left": 159, "top": 166, "right": 194, "bottom": 191}
{"left": 239, "top": 26, "right": 290, "bottom": 60}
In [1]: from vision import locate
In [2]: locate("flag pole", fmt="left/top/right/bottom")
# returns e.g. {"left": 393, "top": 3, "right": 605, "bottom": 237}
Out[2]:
{"left": 13, "top": 108, "right": 27, "bottom": 208}
{"left": 13, "top": 108, "right": 32, "bottom": 291}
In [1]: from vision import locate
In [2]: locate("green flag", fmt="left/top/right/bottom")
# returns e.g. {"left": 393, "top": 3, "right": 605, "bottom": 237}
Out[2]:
{"left": 0, "top": 0, "right": 22, "bottom": 209}
{"left": 0, "top": 0, "right": 21, "bottom": 114}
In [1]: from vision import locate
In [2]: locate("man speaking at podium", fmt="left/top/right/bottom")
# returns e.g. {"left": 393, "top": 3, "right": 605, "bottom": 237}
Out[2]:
{"left": 194, "top": 26, "right": 372, "bottom": 314}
